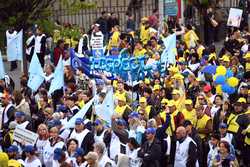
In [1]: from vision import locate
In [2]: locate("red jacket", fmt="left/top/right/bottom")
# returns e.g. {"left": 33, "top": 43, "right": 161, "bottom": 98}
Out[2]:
{"left": 53, "top": 47, "right": 65, "bottom": 66}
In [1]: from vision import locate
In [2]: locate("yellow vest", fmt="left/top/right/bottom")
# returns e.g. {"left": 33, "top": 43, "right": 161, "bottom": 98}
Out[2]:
{"left": 227, "top": 113, "right": 239, "bottom": 134}
{"left": 166, "top": 110, "right": 180, "bottom": 137}
{"left": 245, "top": 125, "right": 250, "bottom": 145}
{"left": 182, "top": 109, "right": 197, "bottom": 126}
{"left": 246, "top": 62, "right": 250, "bottom": 72}
{"left": 196, "top": 114, "right": 211, "bottom": 139}
{"left": 8, "top": 159, "right": 22, "bottom": 167}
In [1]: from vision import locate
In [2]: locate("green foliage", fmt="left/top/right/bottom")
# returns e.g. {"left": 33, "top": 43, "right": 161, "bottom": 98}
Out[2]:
{"left": 60, "top": 0, "right": 96, "bottom": 14}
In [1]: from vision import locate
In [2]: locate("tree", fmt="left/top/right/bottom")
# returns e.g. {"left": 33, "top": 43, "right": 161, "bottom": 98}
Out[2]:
{"left": 0, "top": 0, "right": 95, "bottom": 49}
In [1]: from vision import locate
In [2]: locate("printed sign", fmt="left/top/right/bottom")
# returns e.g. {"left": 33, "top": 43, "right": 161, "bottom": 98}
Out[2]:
{"left": 13, "top": 126, "right": 38, "bottom": 145}
{"left": 164, "top": 0, "right": 178, "bottom": 16}
{"left": 227, "top": 8, "right": 243, "bottom": 27}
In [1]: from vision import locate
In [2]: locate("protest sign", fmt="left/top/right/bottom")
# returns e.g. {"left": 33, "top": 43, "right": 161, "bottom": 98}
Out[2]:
{"left": 227, "top": 8, "right": 243, "bottom": 27}
{"left": 13, "top": 126, "right": 38, "bottom": 145}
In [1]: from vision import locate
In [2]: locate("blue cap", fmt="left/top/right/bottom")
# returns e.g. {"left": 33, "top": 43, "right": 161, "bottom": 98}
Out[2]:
{"left": 53, "top": 119, "right": 62, "bottom": 126}
{"left": 48, "top": 120, "right": 55, "bottom": 128}
{"left": 219, "top": 123, "right": 227, "bottom": 129}
{"left": 129, "top": 112, "right": 139, "bottom": 118}
{"left": 116, "top": 118, "right": 126, "bottom": 126}
{"left": 74, "top": 148, "right": 84, "bottom": 157}
{"left": 145, "top": 127, "right": 156, "bottom": 134}
{"left": 7, "top": 145, "right": 18, "bottom": 153}
{"left": 94, "top": 119, "right": 102, "bottom": 126}
{"left": 111, "top": 47, "right": 119, "bottom": 52}
{"left": 53, "top": 148, "right": 64, "bottom": 160}
{"left": 75, "top": 118, "right": 84, "bottom": 125}
{"left": 23, "top": 145, "right": 35, "bottom": 153}
{"left": 15, "top": 111, "right": 25, "bottom": 118}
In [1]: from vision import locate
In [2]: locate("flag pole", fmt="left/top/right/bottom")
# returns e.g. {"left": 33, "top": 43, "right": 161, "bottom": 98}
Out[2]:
{"left": 22, "top": 30, "right": 28, "bottom": 75}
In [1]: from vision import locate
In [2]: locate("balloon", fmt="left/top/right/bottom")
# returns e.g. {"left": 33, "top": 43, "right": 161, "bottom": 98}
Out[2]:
{"left": 216, "top": 85, "right": 222, "bottom": 95}
{"left": 221, "top": 84, "right": 235, "bottom": 94}
{"left": 227, "top": 77, "right": 239, "bottom": 87}
{"left": 214, "top": 75, "right": 226, "bottom": 85}
{"left": 227, "top": 87, "right": 235, "bottom": 94}
{"left": 216, "top": 66, "right": 227, "bottom": 75}
{"left": 202, "top": 65, "right": 217, "bottom": 74}
{"left": 226, "top": 69, "right": 233, "bottom": 78}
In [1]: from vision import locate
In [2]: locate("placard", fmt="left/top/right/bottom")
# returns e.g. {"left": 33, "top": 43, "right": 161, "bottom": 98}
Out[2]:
{"left": 13, "top": 126, "right": 38, "bottom": 145}
{"left": 227, "top": 8, "right": 243, "bottom": 27}
{"left": 164, "top": 0, "right": 178, "bottom": 16}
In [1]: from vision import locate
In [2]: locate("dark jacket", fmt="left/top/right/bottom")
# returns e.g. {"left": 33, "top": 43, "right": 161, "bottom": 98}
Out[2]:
{"left": 2, "top": 104, "right": 16, "bottom": 129}
{"left": 138, "top": 138, "right": 162, "bottom": 167}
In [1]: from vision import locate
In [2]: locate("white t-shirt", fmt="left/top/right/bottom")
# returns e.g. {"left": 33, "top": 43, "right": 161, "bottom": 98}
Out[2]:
{"left": 24, "top": 157, "right": 42, "bottom": 167}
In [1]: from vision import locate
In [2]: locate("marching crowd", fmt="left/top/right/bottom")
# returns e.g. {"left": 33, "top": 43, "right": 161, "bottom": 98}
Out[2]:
{"left": 0, "top": 6, "right": 250, "bottom": 167}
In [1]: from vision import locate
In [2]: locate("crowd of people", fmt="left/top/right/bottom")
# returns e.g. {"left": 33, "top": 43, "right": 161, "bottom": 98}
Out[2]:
{"left": 0, "top": 4, "right": 250, "bottom": 167}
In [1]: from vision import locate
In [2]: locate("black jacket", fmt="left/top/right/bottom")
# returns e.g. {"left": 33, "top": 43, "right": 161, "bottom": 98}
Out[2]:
{"left": 138, "top": 138, "right": 162, "bottom": 167}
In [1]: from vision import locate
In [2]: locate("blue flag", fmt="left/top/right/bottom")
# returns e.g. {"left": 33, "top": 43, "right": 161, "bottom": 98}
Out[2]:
{"left": 95, "top": 89, "right": 114, "bottom": 125}
{"left": 0, "top": 50, "right": 5, "bottom": 79}
{"left": 48, "top": 56, "right": 64, "bottom": 95}
{"left": 27, "top": 53, "right": 45, "bottom": 92}
{"left": 7, "top": 30, "right": 23, "bottom": 61}
{"left": 64, "top": 97, "right": 95, "bottom": 128}
{"left": 161, "top": 33, "right": 176, "bottom": 66}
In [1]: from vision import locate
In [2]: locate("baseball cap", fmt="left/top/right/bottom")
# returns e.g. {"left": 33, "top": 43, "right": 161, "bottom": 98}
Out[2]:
{"left": 203, "top": 84, "right": 212, "bottom": 93}
{"left": 153, "top": 84, "right": 160, "bottom": 91}
{"left": 237, "top": 97, "right": 247, "bottom": 103}
{"left": 139, "top": 97, "right": 147, "bottom": 103}
{"left": 185, "top": 99, "right": 193, "bottom": 105}
{"left": 15, "top": 111, "right": 25, "bottom": 118}
{"left": 145, "top": 127, "right": 156, "bottom": 134}
{"left": 74, "top": 148, "right": 85, "bottom": 157}
{"left": 167, "top": 100, "right": 175, "bottom": 107}
{"left": 7, "top": 145, "right": 18, "bottom": 153}
{"left": 53, "top": 148, "right": 64, "bottom": 160}
{"left": 84, "top": 151, "right": 98, "bottom": 161}
{"left": 219, "top": 122, "right": 227, "bottom": 129}
{"left": 161, "top": 98, "right": 168, "bottom": 104}
{"left": 116, "top": 118, "right": 126, "bottom": 126}
{"left": 172, "top": 89, "right": 181, "bottom": 95}
{"left": 23, "top": 145, "right": 35, "bottom": 153}
{"left": 75, "top": 118, "right": 84, "bottom": 125}
{"left": 129, "top": 112, "right": 139, "bottom": 119}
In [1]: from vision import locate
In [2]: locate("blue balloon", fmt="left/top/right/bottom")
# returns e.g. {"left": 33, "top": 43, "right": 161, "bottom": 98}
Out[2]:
{"left": 221, "top": 84, "right": 235, "bottom": 94}
{"left": 226, "top": 69, "right": 233, "bottom": 78}
{"left": 215, "top": 75, "right": 226, "bottom": 85}
{"left": 202, "top": 65, "right": 217, "bottom": 74}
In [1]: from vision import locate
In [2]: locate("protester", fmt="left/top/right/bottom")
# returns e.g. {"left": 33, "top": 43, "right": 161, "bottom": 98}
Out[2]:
{"left": 1, "top": 4, "right": 250, "bottom": 167}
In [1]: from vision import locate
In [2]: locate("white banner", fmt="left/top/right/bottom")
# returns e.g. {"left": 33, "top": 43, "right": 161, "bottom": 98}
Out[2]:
{"left": 227, "top": 8, "right": 243, "bottom": 28}
{"left": 13, "top": 126, "right": 38, "bottom": 145}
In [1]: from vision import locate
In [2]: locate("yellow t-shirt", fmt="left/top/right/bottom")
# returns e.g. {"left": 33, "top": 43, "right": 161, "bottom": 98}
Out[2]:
{"left": 182, "top": 109, "right": 197, "bottom": 125}
{"left": 140, "top": 25, "right": 150, "bottom": 45}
